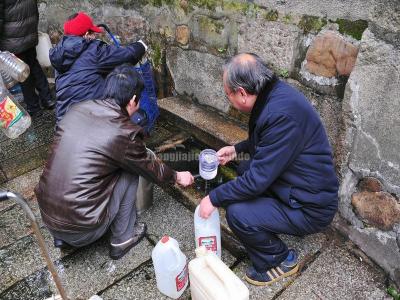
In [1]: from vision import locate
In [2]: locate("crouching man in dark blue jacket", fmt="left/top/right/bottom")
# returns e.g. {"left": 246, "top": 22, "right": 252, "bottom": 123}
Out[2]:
{"left": 199, "top": 53, "right": 339, "bottom": 286}
{"left": 50, "top": 12, "right": 147, "bottom": 122}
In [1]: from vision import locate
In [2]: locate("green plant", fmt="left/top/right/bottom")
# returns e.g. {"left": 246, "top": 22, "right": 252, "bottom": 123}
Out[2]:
{"left": 279, "top": 68, "right": 289, "bottom": 78}
{"left": 264, "top": 9, "right": 279, "bottom": 21}
{"left": 388, "top": 286, "right": 400, "bottom": 300}
{"left": 335, "top": 18, "right": 368, "bottom": 40}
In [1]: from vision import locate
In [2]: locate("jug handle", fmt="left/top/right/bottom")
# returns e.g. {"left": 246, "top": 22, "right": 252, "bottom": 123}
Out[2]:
{"left": 168, "top": 245, "right": 183, "bottom": 272}
{"left": 205, "top": 256, "right": 238, "bottom": 294}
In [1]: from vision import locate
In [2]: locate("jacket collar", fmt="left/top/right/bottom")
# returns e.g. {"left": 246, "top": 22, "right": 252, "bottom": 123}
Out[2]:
{"left": 248, "top": 78, "right": 278, "bottom": 134}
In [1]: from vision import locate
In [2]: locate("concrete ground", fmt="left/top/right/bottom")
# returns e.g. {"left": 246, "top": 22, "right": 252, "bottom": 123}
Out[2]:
{"left": 0, "top": 167, "right": 391, "bottom": 300}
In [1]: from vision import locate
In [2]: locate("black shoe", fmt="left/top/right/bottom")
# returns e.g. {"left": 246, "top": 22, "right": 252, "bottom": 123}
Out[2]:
{"left": 27, "top": 108, "right": 43, "bottom": 118}
{"left": 41, "top": 98, "right": 56, "bottom": 110}
{"left": 53, "top": 238, "right": 73, "bottom": 250}
{"left": 110, "top": 222, "right": 147, "bottom": 260}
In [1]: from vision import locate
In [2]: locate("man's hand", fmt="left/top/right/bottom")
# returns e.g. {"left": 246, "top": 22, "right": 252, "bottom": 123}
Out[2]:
{"left": 176, "top": 171, "right": 194, "bottom": 187}
{"left": 217, "top": 145, "right": 236, "bottom": 165}
{"left": 199, "top": 195, "right": 216, "bottom": 219}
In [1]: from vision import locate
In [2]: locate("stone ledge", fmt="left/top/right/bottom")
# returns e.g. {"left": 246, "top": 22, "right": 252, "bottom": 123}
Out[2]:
{"left": 159, "top": 96, "right": 247, "bottom": 149}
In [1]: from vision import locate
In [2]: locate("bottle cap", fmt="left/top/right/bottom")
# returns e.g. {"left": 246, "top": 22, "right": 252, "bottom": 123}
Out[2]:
{"left": 161, "top": 236, "right": 169, "bottom": 243}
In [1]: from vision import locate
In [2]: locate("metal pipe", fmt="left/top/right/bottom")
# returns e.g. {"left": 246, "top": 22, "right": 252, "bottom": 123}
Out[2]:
{"left": 0, "top": 190, "right": 69, "bottom": 300}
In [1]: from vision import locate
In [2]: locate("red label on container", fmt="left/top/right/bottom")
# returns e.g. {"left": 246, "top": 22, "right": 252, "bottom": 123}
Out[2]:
{"left": 175, "top": 264, "right": 188, "bottom": 292}
{"left": 198, "top": 236, "right": 217, "bottom": 253}
{"left": 0, "top": 96, "right": 23, "bottom": 129}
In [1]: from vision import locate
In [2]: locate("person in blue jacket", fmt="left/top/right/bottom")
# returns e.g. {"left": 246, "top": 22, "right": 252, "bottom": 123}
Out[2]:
{"left": 50, "top": 12, "right": 147, "bottom": 122}
{"left": 199, "top": 53, "right": 339, "bottom": 286}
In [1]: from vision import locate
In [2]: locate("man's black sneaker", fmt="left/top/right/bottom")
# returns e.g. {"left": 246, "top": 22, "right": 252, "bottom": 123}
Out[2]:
{"left": 245, "top": 249, "right": 299, "bottom": 286}
{"left": 53, "top": 238, "right": 73, "bottom": 250}
{"left": 110, "top": 222, "right": 147, "bottom": 260}
{"left": 28, "top": 109, "right": 43, "bottom": 118}
{"left": 41, "top": 98, "right": 56, "bottom": 109}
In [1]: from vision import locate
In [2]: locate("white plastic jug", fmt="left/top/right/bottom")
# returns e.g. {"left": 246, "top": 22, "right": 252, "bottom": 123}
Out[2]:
{"left": 36, "top": 32, "right": 52, "bottom": 67}
{"left": 152, "top": 236, "right": 189, "bottom": 299}
{"left": 194, "top": 205, "right": 221, "bottom": 258}
{"left": 189, "top": 247, "right": 249, "bottom": 300}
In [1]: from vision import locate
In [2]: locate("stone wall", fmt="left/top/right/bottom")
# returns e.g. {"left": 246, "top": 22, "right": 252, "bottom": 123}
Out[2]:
{"left": 37, "top": 0, "right": 400, "bottom": 286}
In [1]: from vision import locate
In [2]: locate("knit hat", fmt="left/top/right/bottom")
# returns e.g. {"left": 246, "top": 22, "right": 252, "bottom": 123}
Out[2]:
{"left": 64, "top": 12, "right": 103, "bottom": 36}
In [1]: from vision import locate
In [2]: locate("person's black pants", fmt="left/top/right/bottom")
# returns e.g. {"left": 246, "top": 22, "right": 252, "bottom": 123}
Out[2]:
{"left": 17, "top": 47, "right": 52, "bottom": 113}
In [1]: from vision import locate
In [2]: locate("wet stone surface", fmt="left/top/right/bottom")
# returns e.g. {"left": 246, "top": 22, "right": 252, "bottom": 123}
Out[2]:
{"left": 231, "top": 232, "right": 328, "bottom": 300}
{"left": 0, "top": 109, "right": 55, "bottom": 182}
{"left": 140, "top": 186, "right": 237, "bottom": 265}
{"left": 0, "top": 228, "right": 65, "bottom": 294}
{"left": 277, "top": 242, "right": 390, "bottom": 300}
{"left": 0, "top": 200, "right": 43, "bottom": 248}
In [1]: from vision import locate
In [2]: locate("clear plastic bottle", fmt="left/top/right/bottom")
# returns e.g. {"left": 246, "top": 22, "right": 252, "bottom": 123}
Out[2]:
{"left": 0, "top": 51, "right": 30, "bottom": 82}
{"left": 0, "top": 77, "right": 31, "bottom": 139}
{"left": 0, "top": 70, "right": 18, "bottom": 89}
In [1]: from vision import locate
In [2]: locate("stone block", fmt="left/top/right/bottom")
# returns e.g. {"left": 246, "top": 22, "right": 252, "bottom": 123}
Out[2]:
{"left": 333, "top": 216, "right": 400, "bottom": 287}
{"left": 238, "top": 20, "right": 302, "bottom": 74}
{"left": 344, "top": 29, "right": 400, "bottom": 187}
{"left": 166, "top": 48, "right": 230, "bottom": 113}
{"left": 358, "top": 177, "right": 383, "bottom": 192}
{"left": 102, "top": 13, "right": 148, "bottom": 44}
{"left": 175, "top": 25, "right": 190, "bottom": 45}
{"left": 305, "top": 31, "right": 359, "bottom": 77}
{"left": 190, "top": 16, "right": 234, "bottom": 52}
{"left": 351, "top": 191, "right": 400, "bottom": 231}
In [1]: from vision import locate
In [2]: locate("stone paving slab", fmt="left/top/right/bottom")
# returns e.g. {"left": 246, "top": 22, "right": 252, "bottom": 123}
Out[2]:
{"left": 140, "top": 186, "right": 236, "bottom": 265}
{"left": 100, "top": 261, "right": 191, "bottom": 300}
{"left": 231, "top": 232, "right": 328, "bottom": 300}
{"left": 0, "top": 200, "right": 43, "bottom": 248}
{"left": 100, "top": 186, "right": 237, "bottom": 300}
{"left": 159, "top": 96, "right": 247, "bottom": 148}
{"left": 0, "top": 166, "right": 43, "bottom": 212}
{"left": 0, "top": 109, "right": 55, "bottom": 182}
{"left": 0, "top": 227, "right": 64, "bottom": 294}
{"left": 276, "top": 242, "right": 390, "bottom": 300}
{"left": 47, "top": 238, "right": 153, "bottom": 300}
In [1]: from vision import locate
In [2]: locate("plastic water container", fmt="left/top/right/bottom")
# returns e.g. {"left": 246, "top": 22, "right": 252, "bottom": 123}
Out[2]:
{"left": 0, "top": 51, "right": 30, "bottom": 82}
{"left": 152, "top": 236, "right": 189, "bottom": 299}
{"left": 189, "top": 247, "right": 249, "bottom": 300}
{"left": 0, "top": 77, "right": 31, "bottom": 139}
{"left": 36, "top": 32, "right": 52, "bottom": 67}
{"left": 199, "top": 149, "right": 219, "bottom": 180}
{"left": 0, "top": 70, "right": 18, "bottom": 89}
{"left": 194, "top": 205, "right": 221, "bottom": 258}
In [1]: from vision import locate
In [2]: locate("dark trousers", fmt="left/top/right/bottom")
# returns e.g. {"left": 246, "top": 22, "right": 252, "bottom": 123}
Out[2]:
{"left": 225, "top": 160, "right": 327, "bottom": 272}
{"left": 50, "top": 172, "right": 139, "bottom": 247}
{"left": 17, "top": 47, "right": 52, "bottom": 112}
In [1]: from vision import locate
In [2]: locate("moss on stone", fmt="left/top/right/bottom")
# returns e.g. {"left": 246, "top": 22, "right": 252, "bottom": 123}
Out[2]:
{"left": 335, "top": 18, "right": 368, "bottom": 40}
{"left": 150, "top": 42, "right": 162, "bottom": 69}
{"left": 219, "top": 165, "right": 237, "bottom": 181}
{"left": 223, "top": 1, "right": 260, "bottom": 16}
{"left": 199, "top": 16, "right": 225, "bottom": 34}
{"left": 264, "top": 9, "right": 279, "bottom": 21}
{"left": 298, "top": 15, "right": 327, "bottom": 33}
{"left": 189, "top": 0, "right": 222, "bottom": 11}
{"left": 282, "top": 13, "right": 292, "bottom": 24}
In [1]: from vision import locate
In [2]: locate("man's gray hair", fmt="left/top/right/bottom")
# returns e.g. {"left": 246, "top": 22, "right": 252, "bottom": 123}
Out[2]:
{"left": 223, "top": 53, "right": 276, "bottom": 95}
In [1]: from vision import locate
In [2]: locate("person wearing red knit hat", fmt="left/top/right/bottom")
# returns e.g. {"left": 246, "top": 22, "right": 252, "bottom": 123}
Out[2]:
{"left": 50, "top": 12, "right": 148, "bottom": 123}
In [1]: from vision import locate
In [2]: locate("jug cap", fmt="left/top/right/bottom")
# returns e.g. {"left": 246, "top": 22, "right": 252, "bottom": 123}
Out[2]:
{"left": 161, "top": 236, "right": 170, "bottom": 243}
